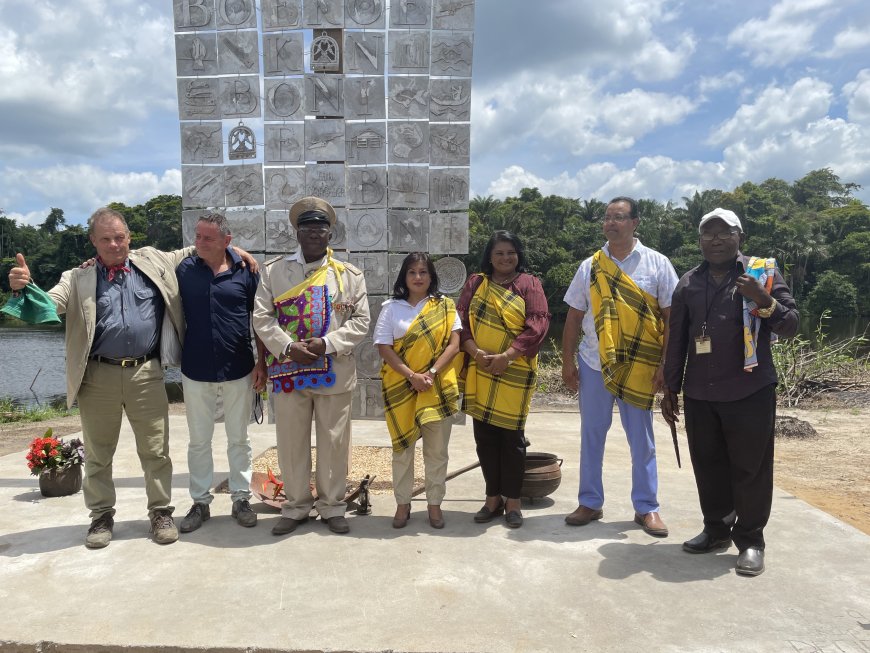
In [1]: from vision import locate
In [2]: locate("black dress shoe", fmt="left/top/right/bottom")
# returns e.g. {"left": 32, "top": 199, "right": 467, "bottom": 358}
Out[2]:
{"left": 736, "top": 547, "right": 765, "bottom": 576}
{"left": 271, "top": 516, "right": 308, "bottom": 536}
{"left": 682, "top": 531, "right": 731, "bottom": 554}
{"left": 505, "top": 511, "right": 523, "bottom": 529}
{"left": 473, "top": 501, "right": 505, "bottom": 523}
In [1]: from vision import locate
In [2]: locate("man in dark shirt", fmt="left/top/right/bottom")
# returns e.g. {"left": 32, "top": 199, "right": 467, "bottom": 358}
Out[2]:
{"left": 176, "top": 213, "right": 266, "bottom": 533}
{"left": 662, "top": 208, "right": 799, "bottom": 576}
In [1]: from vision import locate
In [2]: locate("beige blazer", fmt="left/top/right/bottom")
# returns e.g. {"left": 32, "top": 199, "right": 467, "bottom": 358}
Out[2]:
{"left": 48, "top": 247, "right": 192, "bottom": 408}
{"left": 253, "top": 255, "right": 370, "bottom": 395}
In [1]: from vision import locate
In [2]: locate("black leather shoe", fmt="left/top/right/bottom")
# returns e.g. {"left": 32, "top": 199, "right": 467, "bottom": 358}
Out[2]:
{"left": 682, "top": 531, "right": 731, "bottom": 554}
{"left": 505, "top": 511, "right": 523, "bottom": 529}
{"left": 473, "top": 501, "right": 505, "bottom": 523}
{"left": 326, "top": 515, "right": 350, "bottom": 534}
{"left": 736, "top": 547, "right": 765, "bottom": 576}
{"left": 271, "top": 516, "right": 308, "bottom": 536}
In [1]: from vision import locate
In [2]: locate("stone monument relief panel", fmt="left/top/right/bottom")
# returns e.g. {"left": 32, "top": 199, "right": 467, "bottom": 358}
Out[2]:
{"left": 388, "top": 76, "right": 430, "bottom": 120}
{"left": 180, "top": 123, "right": 223, "bottom": 164}
{"left": 346, "top": 209, "right": 388, "bottom": 250}
{"left": 182, "top": 166, "right": 225, "bottom": 207}
{"left": 262, "top": 0, "right": 302, "bottom": 29}
{"left": 387, "top": 166, "right": 429, "bottom": 208}
{"left": 343, "top": 32, "right": 385, "bottom": 74}
{"left": 346, "top": 122, "right": 386, "bottom": 165}
{"left": 264, "top": 124, "right": 304, "bottom": 166}
{"left": 304, "top": 0, "right": 344, "bottom": 27}
{"left": 345, "top": 0, "right": 385, "bottom": 28}
{"left": 429, "top": 212, "right": 468, "bottom": 254}
{"left": 265, "top": 209, "right": 298, "bottom": 252}
{"left": 429, "top": 79, "right": 471, "bottom": 121}
{"left": 430, "top": 123, "right": 470, "bottom": 166}
{"left": 354, "top": 337, "right": 382, "bottom": 379}
{"left": 217, "top": 31, "right": 260, "bottom": 75}
{"left": 216, "top": 0, "right": 257, "bottom": 29}
{"left": 220, "top": 76, "right": 261, "bottom": 118}
{"left": 264, "top": 78, "right": 305, "bottom": 121}
{"left": 178, "top": 78, "right": 221, "bottom": 120}
{"left": 263, "top": 33, "right": 304, "bottom": 76}
{"left": 388, "top": 210, "right": 428, "bottom": 252}
{"left": 225, "top": 209, "right": 266, "bottom": 250}
{"left": 433, "top": 0, "right": 475, "bottom": 30}
{"left": 225, "top": 164, "right": 265, "bottom": 207}
{"left": 430, "top": 168, "right": 469, "bottom": 210}
{"left": 344, "top": 77, "right": 386, "bottom": 120}
{"left": 182, "top": 209, "right": 210, "bottom": 246}
{"left": 389, "top": 31, "right": 430, "bottom": 74}
{"left": 173, "top": 0, "right": 216, "bottom": 31}
{"left": 388, "top": 122, "right": 429, "bottom": 164}
{"left": 352, "top": 380, "right": 385, "bottom": 419}
{"left": 329, "top": 208, "right": 349, "bottom": 249}
{"left": 430, "top": 32, "right": 473, "bottom": 76}
{"left": 305, "top": 118, "right": 346, "bottom": 162}
{"left": 367, "top": 295, "right": 387, "bottom": 328}
{"left": 346, "top": 167, "right": 388, "bottom": 207}
{"left": 305, "top": 74, "right": 344, "bottom": 117}
{"left": 305, "top": 163, "right": 346, "bottom": 206}
{"left": 176, "top": 33, "right": 218, "bottom": 76}
{"left": 349, "top": 252, "right": 389, "bottom": 293}
{"left": 434, "top": 256, "right": 467, "bottom": 294}
{"left": 265, "top": 167, "right": 306, "bottom": 209}
{"left": 390, "top": 0, "right": 431, "bottom": 27}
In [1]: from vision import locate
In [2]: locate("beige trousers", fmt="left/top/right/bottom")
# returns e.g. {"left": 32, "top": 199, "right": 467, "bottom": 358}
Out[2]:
{"left": 273, "top": 389, "right": 352, "bottom": 520}
{"left": 77, "top": 358, "right": 172, "bottom": 519}
{"left": 392, "top": 418, "right": 452, "bottom": 505}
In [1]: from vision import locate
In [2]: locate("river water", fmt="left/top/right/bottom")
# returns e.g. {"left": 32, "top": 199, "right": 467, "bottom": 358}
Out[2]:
{"left": 0, "top": 325, "right": 181, "bottom": 407}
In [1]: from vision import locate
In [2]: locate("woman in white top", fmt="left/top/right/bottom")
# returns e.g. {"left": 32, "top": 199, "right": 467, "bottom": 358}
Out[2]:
{"left": 374, "top": 253, "right": 462, "bottom": 529}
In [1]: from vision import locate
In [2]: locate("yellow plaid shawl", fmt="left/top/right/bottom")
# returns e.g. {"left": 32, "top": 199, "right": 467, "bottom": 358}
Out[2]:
{"left": 590, "top": 251, "right": 664, "bottom": 410}
{"left": 381, "top": 297, "right": 461, "bottom": 452}
{"left": 462, "top": 275, "right": 538, "bottom": 430}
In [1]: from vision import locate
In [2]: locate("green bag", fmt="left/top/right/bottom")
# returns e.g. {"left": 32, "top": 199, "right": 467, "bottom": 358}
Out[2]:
{"left": 1, "top": 283, "right": 61, "bottom": 325}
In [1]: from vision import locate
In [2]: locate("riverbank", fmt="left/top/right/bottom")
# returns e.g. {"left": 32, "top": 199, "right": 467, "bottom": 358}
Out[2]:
{"left": 1, "top": 396, "right": 866, "bottom": 536}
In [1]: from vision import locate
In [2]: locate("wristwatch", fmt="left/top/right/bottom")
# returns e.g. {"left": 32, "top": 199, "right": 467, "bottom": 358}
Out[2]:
{"left": 429, "top": 366, "right": 438, "bottom": 375}
{"left": 756, "top": 298, "right": 778, "bottom": 318}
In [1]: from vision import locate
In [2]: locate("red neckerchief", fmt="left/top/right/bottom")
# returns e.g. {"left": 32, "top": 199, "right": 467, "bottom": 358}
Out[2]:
{"left": 98, "top": 257, "right": 130, "bottom": 282}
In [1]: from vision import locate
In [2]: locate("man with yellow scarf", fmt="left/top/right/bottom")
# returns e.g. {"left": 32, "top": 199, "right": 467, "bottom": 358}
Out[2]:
{"left": 562, "top": 197, "right": 678, "bottom": 537}
{"left": 254, "top": 197, "right": 370, "bottom": 535}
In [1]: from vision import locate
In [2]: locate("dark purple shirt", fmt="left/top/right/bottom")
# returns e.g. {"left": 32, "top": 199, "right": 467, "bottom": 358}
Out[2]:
{"left": 664, "top": 254, "right": 799, "bottom": 402}
{"left": 457, "top": 272, "right": 551, "bottom": 357}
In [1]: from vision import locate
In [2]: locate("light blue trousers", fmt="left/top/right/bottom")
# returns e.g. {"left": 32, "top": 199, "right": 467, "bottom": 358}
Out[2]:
{"left": 578, "top": 359, "right": 659, "bottom": 515}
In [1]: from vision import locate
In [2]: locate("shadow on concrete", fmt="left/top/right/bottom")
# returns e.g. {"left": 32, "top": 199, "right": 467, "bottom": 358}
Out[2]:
{"left": 596, "top": 541, "right": 734, "bottom": 582}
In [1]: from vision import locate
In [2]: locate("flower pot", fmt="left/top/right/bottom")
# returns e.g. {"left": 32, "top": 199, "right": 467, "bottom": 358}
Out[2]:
{"left": 39, "top": 465, "right": 83, "bottom": 497}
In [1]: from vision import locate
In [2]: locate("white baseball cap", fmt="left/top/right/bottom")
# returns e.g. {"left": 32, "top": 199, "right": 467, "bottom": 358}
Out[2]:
{"left": 699, "top": 208, "right": 743, "bottom": 233}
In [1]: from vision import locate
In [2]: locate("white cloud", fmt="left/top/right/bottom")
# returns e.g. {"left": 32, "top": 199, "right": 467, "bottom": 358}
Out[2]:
{"left": 1, "top": 165, "right": 181, "bottom": 221}
{"left": 843, "top": 69, "right": 870, "bottom": 123}
{"left": 824, "top": 25, "right": 870, "bottom": 58}
{"left": 698, "top": 71, "right": 746, "bottom": 97}
{"left": 630, "top": 34, "right": 697, "bottom": 83}
{"left": 472, "top": 72, "right": 696, "bottom": 158}
{"left": 707, "top": 78, "right": 833, "bottom": 145}
{"left": 727, "top": 0, "right": 840, "bottom": 66}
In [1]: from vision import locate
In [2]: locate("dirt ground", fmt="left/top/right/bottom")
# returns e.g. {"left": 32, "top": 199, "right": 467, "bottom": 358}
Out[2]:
{"left": 2, "top": 400, "right": 867, "bottom": 535}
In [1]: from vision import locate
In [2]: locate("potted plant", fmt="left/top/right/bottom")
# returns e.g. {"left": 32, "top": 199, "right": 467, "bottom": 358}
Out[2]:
{"left": 26, "top": 428, "right": 85, "bottom": 497}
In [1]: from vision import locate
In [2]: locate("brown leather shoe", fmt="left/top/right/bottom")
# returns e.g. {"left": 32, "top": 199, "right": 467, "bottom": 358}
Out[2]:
{"left": 565, "top": 505, "right": 603, "bottom": 526}
{"left": 427, "top": 505, "right": 445, "bottom": 529}
{"left": 393, "top": 504, "right": 411, "bottom": 529}
{"left": 634, "top": 511, "right": 669, "bottom": 537}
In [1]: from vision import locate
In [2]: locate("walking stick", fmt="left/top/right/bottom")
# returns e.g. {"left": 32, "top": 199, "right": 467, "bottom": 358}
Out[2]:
{"left": 669, "top": 420, "right": 682, "bottom": 468}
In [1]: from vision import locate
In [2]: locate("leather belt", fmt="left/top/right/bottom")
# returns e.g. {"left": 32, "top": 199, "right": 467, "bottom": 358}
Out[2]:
{"left": 90, "top": 353, "right": 155, "bottom": 368}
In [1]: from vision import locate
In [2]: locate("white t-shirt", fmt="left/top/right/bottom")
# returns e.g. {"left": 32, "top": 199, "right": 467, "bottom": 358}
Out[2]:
{"left": 373, "top": 296, "right": 462, "bottom": 344}
{"left": 563, "top": 239, "right": 678, "bottom": 371}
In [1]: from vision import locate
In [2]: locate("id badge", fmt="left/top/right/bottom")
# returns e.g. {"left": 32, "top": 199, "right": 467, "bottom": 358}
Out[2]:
{"left": 695, "top": 335, "right": 712, "bottom": 355}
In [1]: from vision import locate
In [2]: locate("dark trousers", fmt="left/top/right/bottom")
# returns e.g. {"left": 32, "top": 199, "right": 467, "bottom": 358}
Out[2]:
{"left": 683, "top": 384, "right": 776, "bottom": 551}
{"left": 472, "top": 419, "right": 527, "bottom": 499}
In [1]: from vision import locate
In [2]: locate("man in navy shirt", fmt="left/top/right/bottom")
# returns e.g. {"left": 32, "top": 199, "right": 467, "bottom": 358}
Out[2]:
{"left": 176, "top": 212, "right": 267, "bottom": 532}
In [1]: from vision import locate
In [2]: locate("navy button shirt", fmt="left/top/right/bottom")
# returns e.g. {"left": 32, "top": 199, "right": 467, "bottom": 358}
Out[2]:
{"left": 177, "top": 248, "right": 259, "bottom": 382}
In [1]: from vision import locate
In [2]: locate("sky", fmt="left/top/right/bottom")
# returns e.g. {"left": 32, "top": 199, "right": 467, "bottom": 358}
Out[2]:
{"left": 1, "top": 0, "right": 870, "bottom": 226}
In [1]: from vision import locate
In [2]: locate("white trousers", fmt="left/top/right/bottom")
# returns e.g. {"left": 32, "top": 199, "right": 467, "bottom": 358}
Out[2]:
{"left": 392, "top": 418, "right": 452, "bottom": 505}
{"left": 182, "top": 373, "right": 253, "bottom": 504}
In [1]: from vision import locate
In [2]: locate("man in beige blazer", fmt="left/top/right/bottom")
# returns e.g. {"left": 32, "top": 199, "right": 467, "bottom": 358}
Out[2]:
{"left": 9, "top": 207, "right": 193, "bottom": 548}
{"left": 254, "top": 197, "right": 369, "bottom": 535}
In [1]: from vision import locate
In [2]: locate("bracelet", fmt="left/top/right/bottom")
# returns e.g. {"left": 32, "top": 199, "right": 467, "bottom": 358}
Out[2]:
{"left": 756, "top": 298, "right": 778, "bottom": 318}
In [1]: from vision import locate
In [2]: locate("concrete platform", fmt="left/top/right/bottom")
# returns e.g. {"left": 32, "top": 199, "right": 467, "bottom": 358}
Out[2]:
{"left": 0, "top": 409, "right": 868, "bottom": 653}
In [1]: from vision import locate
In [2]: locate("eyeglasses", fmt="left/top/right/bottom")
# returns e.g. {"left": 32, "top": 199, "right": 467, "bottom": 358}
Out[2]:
{"left": 699, "top": 230, "right": 739, "bottom": 242}
{"left": 297, "top": 225, "right": 330, "bottom": 235}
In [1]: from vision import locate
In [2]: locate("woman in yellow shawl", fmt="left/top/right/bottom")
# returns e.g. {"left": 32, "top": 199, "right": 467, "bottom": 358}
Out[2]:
{"left": 457, "top": 231, "right": 550, "bottom": 529}
{"left": 375, "top": 253, "right": 462, "bottom": 530}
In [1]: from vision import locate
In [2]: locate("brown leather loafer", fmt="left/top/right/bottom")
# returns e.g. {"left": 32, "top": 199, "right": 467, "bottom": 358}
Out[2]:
{"left": 473, "top": 501, "right": 505, "bottom": 523}
{"left": 634, "top": 511, "right": 669, "bottom": 537}
{"left": 565, "top": 505, "right": 603, "bottom": 526}
{"left": 427, "top": 505, "right": 445, "bottom": 529}
{"left": 271, "top": 516, "right": 308, "bottom": 536}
